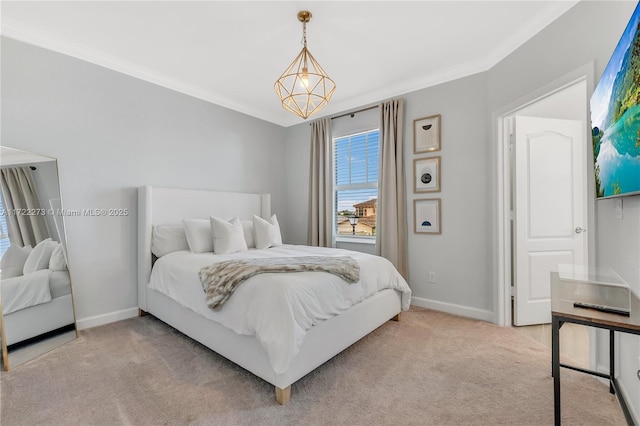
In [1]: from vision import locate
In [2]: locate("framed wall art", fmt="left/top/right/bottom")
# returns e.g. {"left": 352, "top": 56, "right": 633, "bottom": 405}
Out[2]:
{"left": 413, "top": 114, "right": 441, "bottom": 154}
{"left": 414, "top": 198, "right": 441, "bottom": 234}
{"left": 413, "top": 156, "right": 440, "bottom": 193}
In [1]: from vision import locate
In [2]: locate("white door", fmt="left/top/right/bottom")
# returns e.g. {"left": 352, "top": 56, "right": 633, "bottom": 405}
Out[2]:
{"left": 514, "top": 116, "right": 588, "bottom": 326}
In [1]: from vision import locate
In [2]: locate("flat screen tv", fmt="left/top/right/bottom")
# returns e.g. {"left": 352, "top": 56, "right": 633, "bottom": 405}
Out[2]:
{"left": 591, "top": 2, "right": 640, "bottom": 199}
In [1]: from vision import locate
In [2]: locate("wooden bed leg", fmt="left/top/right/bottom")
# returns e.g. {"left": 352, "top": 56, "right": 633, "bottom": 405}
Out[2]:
{"left": 275, "top": 386, "right": 291, "bottom": 405}
{"left": 138, "top": 308, "right": 148, "bottom": 317}
{"left": 391, "top": 312, "right": 401, "bottom": 322}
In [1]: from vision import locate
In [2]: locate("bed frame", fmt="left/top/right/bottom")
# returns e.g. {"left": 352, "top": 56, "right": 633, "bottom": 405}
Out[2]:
{"left": 137, "top": 186, "right": 402, "bottom": 404}
{"left": 1, "top": 292, "right": 75, "bottom": 370}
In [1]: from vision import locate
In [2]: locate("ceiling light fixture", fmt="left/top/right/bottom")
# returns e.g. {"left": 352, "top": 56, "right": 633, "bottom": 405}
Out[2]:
{"left": 274, "top": 11, "right": 336, "bottom": 120}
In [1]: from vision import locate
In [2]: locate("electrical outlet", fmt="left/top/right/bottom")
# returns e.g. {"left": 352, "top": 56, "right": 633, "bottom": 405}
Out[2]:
{"left": 428, "top": 272, "right": 436, "bottom": 283}
{"left": 616, "top": 199, "right": 623, "bottom": 220}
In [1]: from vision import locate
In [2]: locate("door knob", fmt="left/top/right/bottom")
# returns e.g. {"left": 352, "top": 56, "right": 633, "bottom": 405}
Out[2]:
{"left": 575, "top": 227, "right": 587, "bottom": 234}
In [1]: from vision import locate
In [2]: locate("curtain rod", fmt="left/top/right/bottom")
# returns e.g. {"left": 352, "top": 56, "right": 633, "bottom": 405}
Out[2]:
{"left": 331, "top": 105, "right": 379, "bottom": 120}
{"left": 307, "top": 105, "right": 379, "bottom": 125}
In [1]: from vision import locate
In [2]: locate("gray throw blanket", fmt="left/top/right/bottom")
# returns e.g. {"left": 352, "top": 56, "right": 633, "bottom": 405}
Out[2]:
{"left": 199, "top": 256, "right": 360, "bottom": 310}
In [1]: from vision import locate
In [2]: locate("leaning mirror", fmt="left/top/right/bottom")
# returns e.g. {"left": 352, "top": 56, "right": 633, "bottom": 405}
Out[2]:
{"left": 0, "top": 146, "right": 77, "bottom": 370}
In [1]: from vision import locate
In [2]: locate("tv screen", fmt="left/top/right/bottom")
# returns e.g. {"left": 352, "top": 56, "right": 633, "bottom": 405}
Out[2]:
{"left": 591, "top": 2, "right": 640, "bottom": 198}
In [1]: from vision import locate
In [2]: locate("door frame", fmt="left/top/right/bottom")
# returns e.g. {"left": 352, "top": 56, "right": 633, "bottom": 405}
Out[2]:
{"left": 493, "top": 62, "right": 597, "bottom": 328}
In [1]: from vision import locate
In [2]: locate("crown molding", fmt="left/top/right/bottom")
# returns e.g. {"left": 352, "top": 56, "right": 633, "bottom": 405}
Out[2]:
{"left": 2, "top": 1, "right": 579, "bottom": 129}
{"left": 291, "top": 59, "right": 492, "bottom": 127}
{"left": 284, "top": 1, "right": 580, "bottom": 127}
{"left": 1, "top": 22, "right": 291, "bottom": 127}
{"left": 482, "top": 1, "right": 580, "bottom": 68}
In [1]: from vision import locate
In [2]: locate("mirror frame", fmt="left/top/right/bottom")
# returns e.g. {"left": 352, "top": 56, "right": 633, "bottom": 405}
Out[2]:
{"left": 0, "top": 147, "right": 78, "bottom": 370}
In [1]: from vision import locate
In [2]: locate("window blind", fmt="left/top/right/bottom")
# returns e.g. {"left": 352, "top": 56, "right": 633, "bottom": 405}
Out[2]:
{"left": 333, "top": 129, "right": 379, "bottom": 237}
{"left": 0, "top": 196, "right": 10, "bottom": 257}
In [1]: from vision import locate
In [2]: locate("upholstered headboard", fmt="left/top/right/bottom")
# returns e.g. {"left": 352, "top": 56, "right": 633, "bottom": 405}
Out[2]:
{"left": 137, "top": 186, "right": 271, "bottom": 310}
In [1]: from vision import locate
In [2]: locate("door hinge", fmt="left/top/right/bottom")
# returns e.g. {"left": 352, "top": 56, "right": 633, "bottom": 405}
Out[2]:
{"left": 510, "top": 286, "right": 515, "bottom": 297}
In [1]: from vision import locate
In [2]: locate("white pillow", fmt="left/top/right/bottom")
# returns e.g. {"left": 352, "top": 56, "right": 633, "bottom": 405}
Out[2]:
{"left": 1, "top": 244, "right": 32, "bottom": 278}
{"left": 241, "top": 220, "right": 256, "bottom": 248}
{"left": 23, "top": 238, "right": 57, "bottom": 274}
{"left": 210, "top": 216, "right": 248, "bottom": 255}
{"left": 49, "top": 243, "right": 68, "bottom": 271}
{"left": 183, "top": 219, "right": 214, "bottom": 253}
{"left": 253, "top": 214, "right": 283, "bottom": 249}
{"left": 152, "top": 225, "right": 190, "bottom": 257}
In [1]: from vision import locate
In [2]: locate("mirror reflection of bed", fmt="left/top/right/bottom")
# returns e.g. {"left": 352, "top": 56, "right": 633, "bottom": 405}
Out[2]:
{"left": 0, "top": 146, "right": 77, "bottom": 370}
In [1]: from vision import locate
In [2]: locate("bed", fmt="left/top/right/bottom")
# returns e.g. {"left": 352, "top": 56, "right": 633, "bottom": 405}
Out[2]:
{"left": 137, "top": 186, "right": 411, "bottom": 404}
{"left": 1, "top": 269, "right": 75, "bottom": 347}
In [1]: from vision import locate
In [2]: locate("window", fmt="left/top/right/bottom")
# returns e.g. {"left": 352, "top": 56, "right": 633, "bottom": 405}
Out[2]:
{"left": 334, "top": 129, "right": 379, "bottom": 238}
{"left": 0, "top": 195, "right": 10, "bottom": 258}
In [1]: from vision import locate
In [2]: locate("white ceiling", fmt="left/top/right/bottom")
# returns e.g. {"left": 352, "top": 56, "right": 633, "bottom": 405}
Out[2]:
{"left": 1, "top": 1, "right": 579, "bottom": 127}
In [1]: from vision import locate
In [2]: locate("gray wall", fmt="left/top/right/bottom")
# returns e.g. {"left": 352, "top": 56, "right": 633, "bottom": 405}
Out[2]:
{"left": 3, "top": 0, "right": 639, "bottom": 416}
{"left": 284, "top": 1, "right": 640, "bottom": 322}
{"left": 488, "top": 1, "right": 639, "bottom": 418}
{"left": 283, "top": 121, "right": 310, "bottom": 245}
{"left": 596, "top": 198, "right": 640, "bottom": 416}
{"left": 1, "top": 37, "right": 287, "bottom": 327}
{"left": 284, "top": 1, "right": 640, "bottom": 415}
{"left": 487, "top": 1, "right": 636, "bottom": 111}
{"left": 285, "top": 71, "right": 493, "bottom": 318}
{"left": 404, "top": 73, "right": 492, "bottom": 317}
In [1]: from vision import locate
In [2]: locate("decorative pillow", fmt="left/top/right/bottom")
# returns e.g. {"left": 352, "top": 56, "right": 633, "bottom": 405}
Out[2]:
{"left": 253, "top": 214, "right": 283, "bottom": 249}
{"left": 23, "top": 238, "right": 57, "bottom": 274}
{"left": 49, "top": 243, "right": 68, "bottom": 271}
{"left": 210, "top": 216, "right": 248, "bottom": 255}
{"left": 183, "top": 219, "right": 214, "bottom": 253}
{"left": 241, "top": 220, "right": 256, "bottom": 248}
{"left": 152, "top": 225, "right": 190, "bottom": 257}
{"left": 1, "top": 244, "right": 32, "bottom": 278}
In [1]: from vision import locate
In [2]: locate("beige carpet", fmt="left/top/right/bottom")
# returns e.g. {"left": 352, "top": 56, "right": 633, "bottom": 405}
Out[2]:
{"left": 0, "top": 307, "right": 626, "bottom": 425}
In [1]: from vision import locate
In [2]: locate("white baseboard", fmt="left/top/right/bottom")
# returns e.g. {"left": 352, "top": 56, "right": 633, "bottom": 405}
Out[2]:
{"left": 595, "top": 363, "right": 610, "bottom": 386}
{"left": 613, "top": 372, "right": 640, "bottom": 424}
{"left": 76, "top": 307, "right": 139, "bottom": 330}
{"left": 79, "top": 299, "right": 494, "bottom": 329}
{"left": 590, "top": 363, "right": 639, "bottom": 423}
{"left": 411, "top": 296, "right": 495, "bottom": 323}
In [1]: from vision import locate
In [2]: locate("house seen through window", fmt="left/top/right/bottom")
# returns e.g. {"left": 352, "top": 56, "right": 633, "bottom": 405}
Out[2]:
{"left": 333, "top": 129, "right": 379, "bottom": 238}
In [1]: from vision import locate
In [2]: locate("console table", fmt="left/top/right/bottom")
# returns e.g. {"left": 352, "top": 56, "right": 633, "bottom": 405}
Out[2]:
{"left": 551, "top": 269, "right": 640, "bottom": 425}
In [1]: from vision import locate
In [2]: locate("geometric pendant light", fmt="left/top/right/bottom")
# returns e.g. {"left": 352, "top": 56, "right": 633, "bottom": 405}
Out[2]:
{"left": 274, "top": 11, "right": 336, "bottom": 119}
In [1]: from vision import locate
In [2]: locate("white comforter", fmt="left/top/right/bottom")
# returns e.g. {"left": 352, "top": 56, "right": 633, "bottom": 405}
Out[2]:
{"left": 149, "top": 245, "right": 411, "bottom": 374}
{"left": 1, "top": 269, "right": 52, "bottom": 315}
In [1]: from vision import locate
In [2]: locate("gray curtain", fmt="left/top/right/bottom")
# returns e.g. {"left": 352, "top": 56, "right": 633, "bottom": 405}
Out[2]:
{"left": 377, "top": 99, "right": 408, "bottom": 277}
{"left": 307, "top": 118, "right": 334, "bottom": 247}
{"left": 0, "top": 167, "right": 49, "bottom": 247}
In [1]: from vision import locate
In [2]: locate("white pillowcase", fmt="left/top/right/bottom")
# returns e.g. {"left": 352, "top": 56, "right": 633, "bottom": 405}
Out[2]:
{"left": 183, "top": 219, "right": 214, "bottom": 253}
{"left": 1, "top": 244, "right": 32, "bottom": 278}
{"left": 152, "top": 225, "right": 190, "bottom": 257}
{"left": 253, "top": 214, "right": 283, "bottom": 249}
{"left": 49, "top": 243, "right": 68, "bottom": 271}
{"left": 23, "top": 238, "right": 57, "bottom": 274}
{"left": 241, "top": 220, "right": 256, "bottom": 249}
{"left": 210, "top": 216, "right": 248, "bottom": 255}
